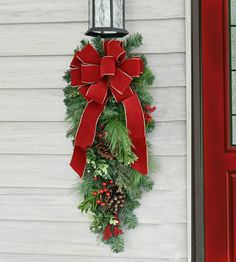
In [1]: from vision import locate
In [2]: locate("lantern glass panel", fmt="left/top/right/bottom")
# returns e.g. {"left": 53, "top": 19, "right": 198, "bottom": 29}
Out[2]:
{"left": 95, "top": 0, "right": 111, "bottom": 27}
{"left": 113, "top": 0, "right": 123, "bottom": 28}
{"left": 231, "top": 0, "right": 236, "bottom": 25}
{"left": 232, "top": 27, "right": 236, "bottom": 69}
{"left": 86, "top": 0, "right": 128, "bottom": 37}
{"left": 229, "top": 0, "right": 236, "bottom": 145}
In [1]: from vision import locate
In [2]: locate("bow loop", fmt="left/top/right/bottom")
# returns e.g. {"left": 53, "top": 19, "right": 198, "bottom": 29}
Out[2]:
{"left": 110, "top": 68, "right": 132, "bottom": 95}
{"left": 70, "top": 67, "right": 83, "bottom": 87}
{"left": 70, "top": 51, "right": 82, "bottom": 68}
{"left": 119, "top": 58, "right": 144, "bottom": 78}
{"left": 81, "top": 64, "right": 100, "bottom": 84}
{"left": 105, "top": 40, "right": 126, "bottom": 63}
{"left": 77, "top": 44, "right": 101, "bottom": 64}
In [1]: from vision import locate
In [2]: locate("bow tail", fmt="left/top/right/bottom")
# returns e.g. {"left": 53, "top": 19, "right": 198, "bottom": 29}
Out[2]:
{"left": 70, "top": 101, "right": 105, "bottom": 177}
{"left": 122, "top": 93, "right": 148, "bottom": 175}
{"left": 70, "top": 146, "right": 87, "bottom": 177}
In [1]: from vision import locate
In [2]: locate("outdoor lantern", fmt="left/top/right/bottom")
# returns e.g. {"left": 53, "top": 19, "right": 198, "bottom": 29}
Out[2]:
{"left": 85, "top": 0, "right": 129, "bottom": 38}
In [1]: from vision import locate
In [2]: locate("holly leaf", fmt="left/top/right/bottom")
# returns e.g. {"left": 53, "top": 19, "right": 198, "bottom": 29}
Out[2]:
{"left": 78, "top": 194, "right": 97, "bottom": 213}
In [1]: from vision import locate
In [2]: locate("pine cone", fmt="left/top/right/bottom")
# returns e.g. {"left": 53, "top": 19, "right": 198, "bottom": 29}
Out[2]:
{"left": 96, "top": 140, "right": 114, "bottom": 160}
{"left": 106, "top": 185, "right": 126, "bottom": 214}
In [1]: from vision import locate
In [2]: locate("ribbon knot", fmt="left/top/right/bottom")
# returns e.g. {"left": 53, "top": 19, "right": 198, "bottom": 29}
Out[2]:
{"left": 69, "top": 40, "right": 148, "bottom": 177}
{"left": 100, "top": 56, "right": 115, "bottom": 77}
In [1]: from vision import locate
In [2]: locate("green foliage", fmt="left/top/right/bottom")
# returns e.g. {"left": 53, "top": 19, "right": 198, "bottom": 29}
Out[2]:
{"left": 114, "top": 164, "right": 154, "bottom": 199}
{"left": 64, "top": 33, "right": 157, "bottom": 253}
{"left": 78, "top": 193, "right": 98, "bottom": 213}
{"left": 120, "top": 210, "right": 138, "bottom": 230}
{"left": 132, "top": 67, "right": 155, "bottom": 88}
{"left": 91, "top": 36, "right": 104, "bottom": 56}
{"left": 63, "top": 70, "right": 71, "bottom": 83}
{"left": 63, "top": 85, "right": 87, "bottom": 139}
{"left": 104, "top": 118, "right": 137, "bottom": 165}
{"left": 106, "top": 235, "right": 125, "bottom": 253}
{"left": 124, "top": 33, "right": 143, "bottom": 55}
{"left": 90, "top": 212, "right": 111, "bottom": 234}
{"left": 136, "top": 89, "right": 154, "bottom": 107}
{"left": 79, "top": 39, "right": 89, "bottom": 50}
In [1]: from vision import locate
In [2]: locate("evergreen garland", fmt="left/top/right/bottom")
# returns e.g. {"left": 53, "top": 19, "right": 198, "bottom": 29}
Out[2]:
{"left": 63, "top": 33, "right": 156, "bottom": 252}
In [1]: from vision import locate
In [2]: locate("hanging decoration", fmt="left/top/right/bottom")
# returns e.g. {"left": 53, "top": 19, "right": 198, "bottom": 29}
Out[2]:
{"left": 63, "top": 33, "right": 156, "bottom": 252}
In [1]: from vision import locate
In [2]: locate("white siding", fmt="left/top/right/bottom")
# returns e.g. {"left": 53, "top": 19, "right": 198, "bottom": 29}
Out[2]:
{"left": 0, "top": 0, "right": 187, "bottom": 261}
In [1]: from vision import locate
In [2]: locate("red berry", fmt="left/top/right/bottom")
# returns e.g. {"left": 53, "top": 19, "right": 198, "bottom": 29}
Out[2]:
{"left": 92, "top": 191, "right": 97, "bottom": 196}
{"left": 151, "top": 106, "right": 157, "bottom": 112}
{"left": 106, "top": 192, "right": 110, "bottom": 196}
{"left": 96, "top": 199, "right": 101, "bottom": 204}
{"left": 93, "top": 176, "right": 98, "bottom": 181}
{"left": 102, "top": 182, "right": 107, "bottom": 186}
{"left": 100, "top": 202, "right": 106, "bottom": 207}
{"left": 98, "top": 133, "right": 103, "bottom": 138}
{"left": 144, "top": 104, "right": 151, "bottom": 111}
{"left": 99, "top": 189, "right": 104, "bottom": 194}
{"left": 109, "top": 180, "right": 113, "bottom": 184}
{"left": 103, "top": 188, "right": 108, "bottom": 192}
{"left": 144, "top": 112, "right": 152, "bottom": 123}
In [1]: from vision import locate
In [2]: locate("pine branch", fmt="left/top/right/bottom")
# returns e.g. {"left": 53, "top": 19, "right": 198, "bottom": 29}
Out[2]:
{"left": 91, "top": 36, "right": 105, "bottom": 56}
{"left": 104, "top": 118, "right": 137, "bottom": 165}
{"left": 107, "top": 235, "right": 125, "bottom": 253}
{"left": 124, "top": 33, "right": 143, "bottom": 55}
{"left": 80, "top": 39, "right": 89, "bottom": 50}
{"left": 63, "top": 70, "right": 71, "bottom": 83}
{"left": 132, "top": 67, "right": 155, "bottom": 88}
{"left": 120, "top": 211, "right": 138, "bottom": 230}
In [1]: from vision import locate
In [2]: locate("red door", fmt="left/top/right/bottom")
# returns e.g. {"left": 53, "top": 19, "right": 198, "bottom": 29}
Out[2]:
{"left": 202, "top": 0, "right": 236, "bottom": 261}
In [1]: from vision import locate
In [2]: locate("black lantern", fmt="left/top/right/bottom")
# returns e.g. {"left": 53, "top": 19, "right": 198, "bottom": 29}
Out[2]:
{"left": 85, "top": 0, "right": 129, "bottom": 38}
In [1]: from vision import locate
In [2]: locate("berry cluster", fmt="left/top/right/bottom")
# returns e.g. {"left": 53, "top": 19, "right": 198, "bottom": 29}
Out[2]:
{"left": 92, "top": 176, "right": 114, "bottom": 207}
{"left": 103, "top": 223, "right": 123, "bottom": 240}
{"left": 144, "top": 104, "right": 157, "bottom": 123}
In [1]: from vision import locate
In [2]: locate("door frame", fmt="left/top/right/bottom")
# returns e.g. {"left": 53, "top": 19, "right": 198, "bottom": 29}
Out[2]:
{"left": 189, "top": 0, "right": 205, "bottom": 261}
{"left": 185, "top": 0, "right": 193, "bottom": 262}
{"left": 185, "top": 0, "right": 205, "bottom": 260}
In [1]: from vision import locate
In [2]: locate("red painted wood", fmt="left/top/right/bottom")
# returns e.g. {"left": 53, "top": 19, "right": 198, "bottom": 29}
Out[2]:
{"left": 202, "top": 0, "right": 236, "bottom": 261}
{"left": 231, "top": 175, "right": 236, "bottom": 261}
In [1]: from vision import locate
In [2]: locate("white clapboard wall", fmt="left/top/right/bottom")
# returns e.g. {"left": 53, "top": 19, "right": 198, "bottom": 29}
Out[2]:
{"left": 0, "top": 0, "right": 187, "bottom": 261}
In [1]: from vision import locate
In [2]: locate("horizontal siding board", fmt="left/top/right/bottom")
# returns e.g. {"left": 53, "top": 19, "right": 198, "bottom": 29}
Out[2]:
{"left": 0, "top": 189, "right": 186, "bottom": 224}
{"left": 0, "top": 254, "right": 187, "bottom": 262}
{"left": 0, "top": 0, "right": 185, "bottom": 24}
{"left": 150, "top": 121, "right": 186, "bottom": 155}
{"left": 0, "top": 53, "right": 185, "bottom": 89}
{"left": 0, "top": 87, "right": 186, "bottom": 121}
{"left": 0, "top": 19, "right": 185, "bottom": 56}
{"left": 0, "top": 121, "right": 186, "bottom": 155}
{"left": 0, "top": 221, "right": 186, "bottom": 258}
{"left": 0, "top": 155, "right": 186, "bottom": 191}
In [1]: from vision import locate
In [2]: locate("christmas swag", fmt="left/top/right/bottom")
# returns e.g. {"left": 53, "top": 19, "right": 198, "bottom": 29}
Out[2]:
{"left": 63, "top": 33, "right": 156, "bottom": 252}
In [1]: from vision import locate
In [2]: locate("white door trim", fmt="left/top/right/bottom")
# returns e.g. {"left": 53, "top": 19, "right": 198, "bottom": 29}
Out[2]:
{"left": 185, "top": 0, "right": 192, "bottom": 261}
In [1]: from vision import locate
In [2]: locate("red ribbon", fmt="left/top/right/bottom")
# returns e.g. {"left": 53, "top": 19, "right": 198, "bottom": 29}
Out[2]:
{"left": 70, "top": 40, "right": 148, "bottom": 177}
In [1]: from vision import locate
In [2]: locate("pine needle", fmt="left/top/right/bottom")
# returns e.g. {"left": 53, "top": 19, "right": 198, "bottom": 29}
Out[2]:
{"left": 104, "top": 118, "right": 137, "bottom": 165}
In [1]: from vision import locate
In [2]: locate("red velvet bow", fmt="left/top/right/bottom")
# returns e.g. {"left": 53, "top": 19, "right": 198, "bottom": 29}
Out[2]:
{"left": 70, "top": 40, "right": 148, "bottom": 177}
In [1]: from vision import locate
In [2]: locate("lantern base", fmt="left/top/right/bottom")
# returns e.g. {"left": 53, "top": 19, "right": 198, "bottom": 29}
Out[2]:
{"left": 85, "top": 27, "right": 129, "bottom": 38}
